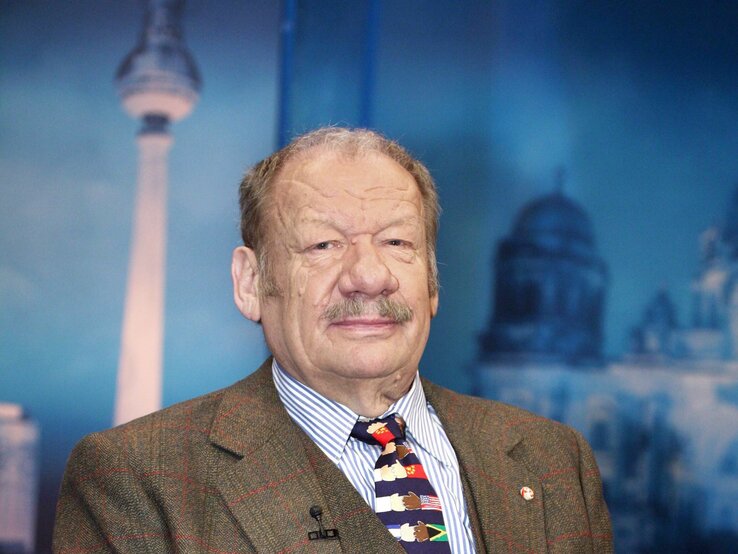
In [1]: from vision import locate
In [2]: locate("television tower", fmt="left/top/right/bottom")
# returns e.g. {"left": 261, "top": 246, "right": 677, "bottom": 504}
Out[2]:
{"left": 113, "top": 0, "right": 200, "bottom": 426}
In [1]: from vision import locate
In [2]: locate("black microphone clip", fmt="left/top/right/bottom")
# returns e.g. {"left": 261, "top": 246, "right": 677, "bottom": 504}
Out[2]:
{"left": 308, "top": 505, "right": 339, "bottom": 540}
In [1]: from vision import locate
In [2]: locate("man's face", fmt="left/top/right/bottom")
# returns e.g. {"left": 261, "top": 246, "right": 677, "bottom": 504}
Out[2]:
{"left": 256, "top": 148, "right": 438, "bottom": 392}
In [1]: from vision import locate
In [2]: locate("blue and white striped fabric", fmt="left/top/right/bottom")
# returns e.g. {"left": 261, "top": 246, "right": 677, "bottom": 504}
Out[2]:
{"left": 272, "top": 360, "right": 475, "bottom": 553}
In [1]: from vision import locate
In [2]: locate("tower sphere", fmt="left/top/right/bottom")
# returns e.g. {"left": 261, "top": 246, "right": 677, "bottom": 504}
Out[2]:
{"left": 116, "top": 0, "right": 201, "bottom": 122}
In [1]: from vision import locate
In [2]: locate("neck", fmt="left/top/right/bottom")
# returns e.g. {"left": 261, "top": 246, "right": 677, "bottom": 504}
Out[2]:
{"left": 279, "top": 362, "right": 416, "bottom": 418}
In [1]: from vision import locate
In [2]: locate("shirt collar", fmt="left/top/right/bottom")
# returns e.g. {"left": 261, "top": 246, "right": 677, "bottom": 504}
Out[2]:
{"left": 272, "top": 359, "right": 356, "bottom": 464}
{"left": 271, "top": 359, "right": 450, "bottom": 466}
{"left": 385, "top": 373, "right": 452, "bottom": 467}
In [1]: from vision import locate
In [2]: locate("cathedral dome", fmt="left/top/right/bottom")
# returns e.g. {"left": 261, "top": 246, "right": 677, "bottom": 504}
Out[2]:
{"left": 511, "top": 191, "right": 596, "bottom": 257}
{"left": 480, "top": 185, "right": 608, "bottom": 365}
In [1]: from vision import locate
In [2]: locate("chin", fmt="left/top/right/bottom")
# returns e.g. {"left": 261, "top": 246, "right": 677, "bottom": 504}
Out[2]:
{"left": 340, "top": 364, "right": 397, "bottom": 380}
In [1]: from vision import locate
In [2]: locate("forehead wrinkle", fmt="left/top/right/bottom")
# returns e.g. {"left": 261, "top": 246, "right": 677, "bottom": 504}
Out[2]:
{"left": 359, "top": 196, "right": 423, "bottom": 224}
{"left": 341, "top": 182, "right": 414, "bottom": 199}
{"left": 362, "top": 182, "right": 414, "bottom": 194}
{"left": 269, "top": 201, "right": 299, "bottom": 251}
{"left": 300, "top": 212, "right": 421, "bottom": 229}
{"left": 270, "top": 152, "right": 426, "bottom": 239}
{"left": 296, "top": 212, "right": 424, "bottom": 243}
{"left": 284, "top": 181, "right": 419, "bottom": 218}
{"left": 277, "top": 152, "right": 418, "bottom": 200}
{"left": 279, "top": 176, "right": 342, "bottom": 202}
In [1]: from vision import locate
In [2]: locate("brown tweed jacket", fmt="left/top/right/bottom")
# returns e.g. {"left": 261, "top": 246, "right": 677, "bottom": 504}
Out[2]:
{"left": 53, "top": 360, "right": 613, "bottom": 553}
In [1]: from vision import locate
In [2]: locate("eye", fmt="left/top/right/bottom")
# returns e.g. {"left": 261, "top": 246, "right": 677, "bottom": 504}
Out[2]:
{"left": 386, "top": 239, "right": 410, "bottom": 247}
{"left": 311, "top": 240, "right": 337, "bottom": 251}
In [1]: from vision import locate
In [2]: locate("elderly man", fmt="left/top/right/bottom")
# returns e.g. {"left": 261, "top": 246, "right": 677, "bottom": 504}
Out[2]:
{"left": 54, "top": 128, "right": 612, "bottom": 553}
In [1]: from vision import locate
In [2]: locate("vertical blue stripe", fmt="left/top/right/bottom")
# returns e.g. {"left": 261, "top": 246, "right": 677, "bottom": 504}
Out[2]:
{"left": 359, "top": 0, "right": 381, "bottom": 128}
{"left": 277, "top": 0, "right": 297, "bottom": 148}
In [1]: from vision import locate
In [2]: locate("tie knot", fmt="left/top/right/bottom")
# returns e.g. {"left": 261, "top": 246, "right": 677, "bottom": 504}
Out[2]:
{"left": 351, "top": 414, "right": 406, "bottom": 447}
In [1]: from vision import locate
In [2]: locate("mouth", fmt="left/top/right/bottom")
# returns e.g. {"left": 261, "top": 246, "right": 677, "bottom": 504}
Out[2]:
{"left": 328, "top": 317, "right": 401, "bottom": 335}
{"left": 330, "top": 317, "right": 398, "bottom": 328}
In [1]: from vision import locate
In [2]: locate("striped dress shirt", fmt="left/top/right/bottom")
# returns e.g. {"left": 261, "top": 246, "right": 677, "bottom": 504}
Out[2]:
{"left": 272, "top": 360, "right": 475, "bottom": 553}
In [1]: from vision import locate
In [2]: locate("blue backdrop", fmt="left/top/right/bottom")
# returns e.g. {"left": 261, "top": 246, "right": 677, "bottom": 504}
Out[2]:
{"left": 1, "top": 1, "right": 737, "bottom": 552}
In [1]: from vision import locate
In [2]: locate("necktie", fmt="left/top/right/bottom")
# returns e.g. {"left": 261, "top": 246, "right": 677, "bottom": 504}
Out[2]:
{"left": 351, "top": 414, "right": 451, "bottom": 552}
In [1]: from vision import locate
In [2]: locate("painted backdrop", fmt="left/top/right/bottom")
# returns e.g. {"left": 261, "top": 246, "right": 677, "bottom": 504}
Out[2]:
{"left": 1, "top": 1, "right": 737, "bottom": 552}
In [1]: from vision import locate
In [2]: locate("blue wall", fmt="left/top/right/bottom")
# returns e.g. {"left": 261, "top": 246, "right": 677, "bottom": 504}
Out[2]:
{"left": 2, "top": 1, "right": 737, "bottom": 551}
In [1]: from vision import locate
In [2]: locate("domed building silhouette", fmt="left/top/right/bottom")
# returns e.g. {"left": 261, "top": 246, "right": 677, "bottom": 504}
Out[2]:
{"left": 479, "top": 182, "right": 608, "bottom": 365}
{"left": 626, "top": 183, "right": 738, "bottom": 362}
{"left": 474, "top": 180, "right": 738, "bottom": 553}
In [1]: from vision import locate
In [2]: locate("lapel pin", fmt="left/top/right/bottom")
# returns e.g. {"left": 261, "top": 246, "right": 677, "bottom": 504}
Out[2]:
{"left": 520, "top": 486, "right": 535, "bottom": 501}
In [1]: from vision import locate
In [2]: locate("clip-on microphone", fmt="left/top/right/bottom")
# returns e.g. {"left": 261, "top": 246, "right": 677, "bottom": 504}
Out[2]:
{"left": 308, "top": 505, "right": 339, "bottom": 540}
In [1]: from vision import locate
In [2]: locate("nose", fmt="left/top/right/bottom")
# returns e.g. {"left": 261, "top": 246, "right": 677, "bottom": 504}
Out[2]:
{"left": 338, "top": 239, "right": 399, "bottom": 298}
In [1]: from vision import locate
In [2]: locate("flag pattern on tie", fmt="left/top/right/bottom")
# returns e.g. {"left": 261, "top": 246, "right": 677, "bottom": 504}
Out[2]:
{"left": 351, "top": 414, "right": 451, "bottom": 552}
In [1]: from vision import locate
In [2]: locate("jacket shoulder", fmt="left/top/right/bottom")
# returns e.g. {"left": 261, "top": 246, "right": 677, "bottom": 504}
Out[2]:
{"left": 422, "top": 380, "right": 613, "bottom": 552}
{"left": 423, "top": 379, "right": 587, "bottom": 462}
{"left": 96, "top": 384, "right": 227, "bottom": 449}
{"left": 67, "top": 373, "right": 259, "bottom": 480}
{"left": 425, "top": 379, "right": 573, "bottom": 428}
{"left": 54, "top": 366, "right": 277, "bottom": 552}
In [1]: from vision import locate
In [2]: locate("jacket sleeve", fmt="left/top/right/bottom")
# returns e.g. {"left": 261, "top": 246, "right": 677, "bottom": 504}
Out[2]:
{"left": 53, "top": 432, "right": 172, "bottom": 553}
{"left": 573, "top": 428, "right": 614, "bottom": 553}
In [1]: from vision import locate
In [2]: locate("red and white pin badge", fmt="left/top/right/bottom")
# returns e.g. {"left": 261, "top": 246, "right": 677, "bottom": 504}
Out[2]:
{"left": 520, "top": 486, "right": 535, "bottom": 501}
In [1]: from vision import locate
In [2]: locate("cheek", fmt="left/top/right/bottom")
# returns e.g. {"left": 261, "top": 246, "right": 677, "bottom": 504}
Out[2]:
{"left": 289, "top": 260, "right": 323, "bottom": 300}
{"left": 289, "top": 264, "right": 337, "bottom": 313}
{"left": 389, "top": 249, "right": 417, "bottom": 265}
{"left": 392, "top": 261, "right": 431, "bottom": 294}
{"left": 295, "top": 266, "right": 309, "bottom": 296}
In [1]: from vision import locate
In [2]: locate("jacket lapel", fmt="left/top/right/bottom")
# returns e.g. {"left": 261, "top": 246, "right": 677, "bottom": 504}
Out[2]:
{"left": 208, "top": 360, "right": 402, "bottom": 553}
{"left": 209, "top": 361, "right": 341, "bottom": 552}
{"left": 299, "top": 431, "right": 406, "bottom": 553}
{"left": 424, "top": 380, "right": 547, "bottom": 553}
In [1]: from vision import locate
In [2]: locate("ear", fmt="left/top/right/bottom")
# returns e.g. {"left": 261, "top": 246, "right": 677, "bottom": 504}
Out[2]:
{"left": 430, "top": 292, "right": 439, "bottom": 318}
{"left": 231, "top": 246, "right": 261, "bottom": 322}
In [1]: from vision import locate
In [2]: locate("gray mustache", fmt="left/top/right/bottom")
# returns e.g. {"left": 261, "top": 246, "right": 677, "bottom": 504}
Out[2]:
{"left": 322, "top": 297, "right": 413, "bottom": 323}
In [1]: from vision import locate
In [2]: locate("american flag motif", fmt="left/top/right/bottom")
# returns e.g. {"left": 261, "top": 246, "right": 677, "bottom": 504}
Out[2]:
{"left": 420, "top": 494, "right": 443, "bottom": 511}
